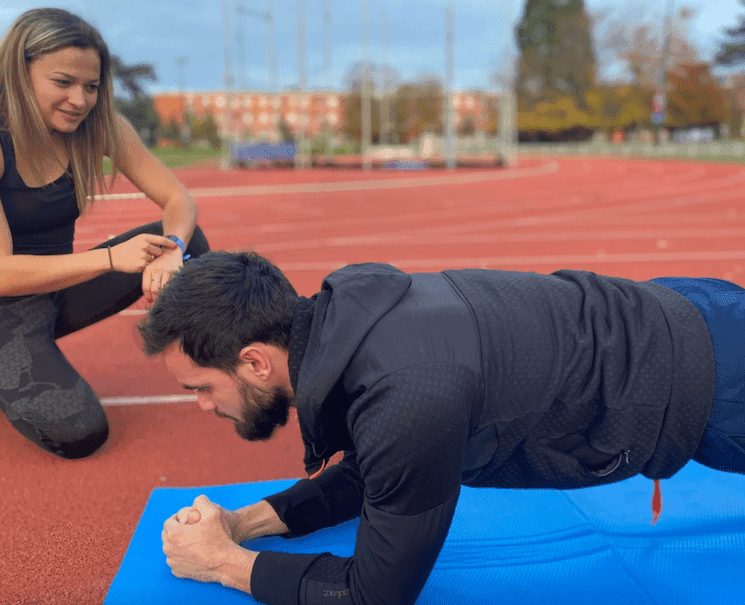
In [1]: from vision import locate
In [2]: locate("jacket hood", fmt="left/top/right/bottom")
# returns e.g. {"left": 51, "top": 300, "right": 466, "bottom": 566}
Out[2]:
{"left": 295, "top": 263, "right": 412, "bottom": 467}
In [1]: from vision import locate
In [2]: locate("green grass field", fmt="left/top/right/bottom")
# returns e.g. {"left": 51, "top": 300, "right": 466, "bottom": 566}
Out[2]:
{"left": 103, "top": 146, "right": 221, "bottom": 174}
{"left": 150, "top": 146, "right": 222, "bottom": 168}
{"left": 102, "top": 140, "right": 745, "bottom": 176}
{"left": 520, "top": 140, "right": 745, "bottom": 164}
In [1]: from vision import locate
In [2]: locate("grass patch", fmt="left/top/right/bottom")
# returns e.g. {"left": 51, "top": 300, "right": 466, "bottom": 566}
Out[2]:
{"left": 103, "top": 146, "right": 222, "bottom": 174}
{"left": 519, "top": 140, "right": 745, "bottom": 163}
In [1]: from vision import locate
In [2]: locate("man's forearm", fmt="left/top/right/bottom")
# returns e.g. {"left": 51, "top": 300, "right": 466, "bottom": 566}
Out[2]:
{"left": 233, "top": 499, "right": 289, "bottom": 543}
{"left": 217, "top": 543, "right": 259, "bottom": 594}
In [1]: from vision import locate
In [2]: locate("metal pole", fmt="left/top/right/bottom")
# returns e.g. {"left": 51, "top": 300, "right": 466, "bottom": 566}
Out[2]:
{"left": 175, "top": 56, "right": 190, "bottom": 144}
{"left": 380, "top": 13, "right": 388, "bottom": 146}
{"left": 655, "top": 0, "right": 675, "bottom": 144}
{"left": 324, "top": 0, "right": 333, "bottom": 155}
{"left": 265, "top": 0, "right": 277, "bottom": 141}
{"left": 361, "top": 0, "right": 371, "bottom": 170}
{"left": 235, "top": 3, "right": 246, "bottom": 90}
{"left": 445, "top": 2, "right": 455, "bottom": 170}
{"left": 296, "top": 0, "right": 307, "bottom": 169}
{"left": 236, "top": 3, "right": 276, "bottom": 142}
{"left": 220, "top": 0, "right": 234, "bottom": 170}
{"left": 324, "top": 0, "right": 332, "bottom": 89}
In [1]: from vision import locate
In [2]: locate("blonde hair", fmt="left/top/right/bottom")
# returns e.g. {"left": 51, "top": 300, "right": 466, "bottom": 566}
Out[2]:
{"left": 0, "top": 8, "right": 119, "bottom": 212}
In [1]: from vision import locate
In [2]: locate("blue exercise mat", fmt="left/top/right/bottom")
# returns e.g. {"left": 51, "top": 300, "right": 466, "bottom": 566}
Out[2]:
{"left": 104, "top": 462, "right": 745, "bottom": 604}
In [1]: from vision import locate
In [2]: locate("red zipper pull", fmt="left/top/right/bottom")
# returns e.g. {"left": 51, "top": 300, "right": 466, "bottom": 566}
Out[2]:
{"left": 309, "top": 458, "right": 327, "bottom": 480}
{"left": 651, "top": 479, "right": 662, "bottom": 525}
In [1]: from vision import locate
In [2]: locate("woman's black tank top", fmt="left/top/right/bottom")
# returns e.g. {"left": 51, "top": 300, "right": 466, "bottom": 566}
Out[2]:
{"left": 0, "top": 130, "right": 79, "bottom": 255}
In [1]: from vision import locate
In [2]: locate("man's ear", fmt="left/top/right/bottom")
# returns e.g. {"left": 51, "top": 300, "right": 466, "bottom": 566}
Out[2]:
{"left": 237, "top": 344, "right": 272, "bottom": 380}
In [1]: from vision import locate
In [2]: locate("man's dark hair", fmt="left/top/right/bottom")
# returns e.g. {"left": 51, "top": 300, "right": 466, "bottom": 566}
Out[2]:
{"left": 139, "top": 251, "right": 298, "bottom": 372}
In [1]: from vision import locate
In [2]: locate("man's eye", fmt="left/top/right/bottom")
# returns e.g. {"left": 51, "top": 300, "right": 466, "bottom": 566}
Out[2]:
{"left": 54, "top": 80, "right": 70, "bottom": 86}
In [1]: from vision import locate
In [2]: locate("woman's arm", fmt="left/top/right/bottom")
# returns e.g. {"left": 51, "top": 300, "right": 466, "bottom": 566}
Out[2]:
{"left": 113, "top": 115, "right": 199, "bottom": 302}
{"left": 0, "top": 142, "right": 115, "bottom": 296}
{"left": 0, "top": 200, "right": 176, "bottom": 296}
{"left": 0, "top": 120, "right": 182, "bottom": 297}
{"left": 113, "top": 114, "right": 197, "bottom": 245}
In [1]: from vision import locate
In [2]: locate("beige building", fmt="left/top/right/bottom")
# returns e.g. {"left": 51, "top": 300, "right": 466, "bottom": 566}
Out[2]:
{"left": 153, "top": 89, "right": 498, "bottom": 143}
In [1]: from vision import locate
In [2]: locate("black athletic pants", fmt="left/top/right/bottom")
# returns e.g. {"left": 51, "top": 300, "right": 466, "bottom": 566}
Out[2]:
{"left": 0, "top": 222, "right": 209, "bottom": 459}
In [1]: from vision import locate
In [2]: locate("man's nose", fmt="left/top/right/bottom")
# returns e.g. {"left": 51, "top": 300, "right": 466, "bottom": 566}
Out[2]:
{"left": 196, "top": 393, "right": 215, "bottom": 411}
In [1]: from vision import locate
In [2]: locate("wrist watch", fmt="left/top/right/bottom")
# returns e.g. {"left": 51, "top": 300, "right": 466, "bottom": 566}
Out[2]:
{"left": 166, "top": 235, "right": 191, "bottom": 261}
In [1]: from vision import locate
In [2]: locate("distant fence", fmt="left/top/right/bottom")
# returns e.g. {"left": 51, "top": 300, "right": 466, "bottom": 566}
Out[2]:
{"left": 519, "top": 140, "right": 745, "bottom": 163}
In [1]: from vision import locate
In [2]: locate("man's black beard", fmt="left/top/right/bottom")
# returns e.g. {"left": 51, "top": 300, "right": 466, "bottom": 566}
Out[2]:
{"left": 215, "top": 377, "right": 291, "bottom": 441}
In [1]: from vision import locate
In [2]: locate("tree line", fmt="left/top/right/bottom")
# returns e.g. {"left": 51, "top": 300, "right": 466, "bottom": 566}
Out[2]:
{"left": 117, "top": 0, "right": 745, "bottom": 147}
{"left": 514, "top": 0, "right": 739, "bottom": 141}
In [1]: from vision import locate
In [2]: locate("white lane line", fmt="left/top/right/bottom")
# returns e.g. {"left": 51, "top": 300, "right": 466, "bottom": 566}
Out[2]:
{"left": 256, "top": 227, "right": 745, "bottom": 253}
{"left": 255, "top": 176, "right": 745, "bottom": 236}
{"left": 92, "top": 192, "right": 147, "bottom": 200}
{"left": 101, "top": 394, "right": 197, "bottom": 405}
{"left": 91, "top": 162, "right": 559, "bottom": 201}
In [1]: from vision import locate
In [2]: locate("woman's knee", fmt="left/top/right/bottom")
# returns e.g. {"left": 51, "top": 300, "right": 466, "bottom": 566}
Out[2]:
{"left": 52, "top": 422, "right": 109, "bottom": 459}
{"left": 3, "top": 398, "right": 110, "bottom": 460}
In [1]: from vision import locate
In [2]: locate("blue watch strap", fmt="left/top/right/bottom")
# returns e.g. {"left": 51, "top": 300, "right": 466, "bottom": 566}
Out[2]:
{"left": 165, "top": 235, "right": 185, "bottom": 252}
{"left": 166, "top": 235, "right": 190, "bottom": 261}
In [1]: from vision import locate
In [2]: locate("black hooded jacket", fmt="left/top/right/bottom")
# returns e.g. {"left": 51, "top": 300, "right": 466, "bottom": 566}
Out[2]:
{"left": 251, "top": 264, "right": 715, "bottom": 605}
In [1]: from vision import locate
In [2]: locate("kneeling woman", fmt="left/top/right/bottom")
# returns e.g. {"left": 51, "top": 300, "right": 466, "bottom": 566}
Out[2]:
{"left": 0, "top": 8, "right": 209, "bottom": 458}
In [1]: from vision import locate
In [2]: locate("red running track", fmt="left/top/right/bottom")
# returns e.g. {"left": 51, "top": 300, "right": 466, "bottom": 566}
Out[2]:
{"left": 3, "top": 156, "right": 745, "bottom": 604}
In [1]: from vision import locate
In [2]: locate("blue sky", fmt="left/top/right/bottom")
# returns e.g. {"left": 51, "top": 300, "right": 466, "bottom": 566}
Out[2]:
{"left": 0, "top": 0, "right": 743, "bottom": 94}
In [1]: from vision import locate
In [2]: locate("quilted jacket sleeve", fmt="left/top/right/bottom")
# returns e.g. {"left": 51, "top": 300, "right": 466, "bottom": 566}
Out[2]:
{"left": 251, "top": 363, "right": 479, "bottom": 605}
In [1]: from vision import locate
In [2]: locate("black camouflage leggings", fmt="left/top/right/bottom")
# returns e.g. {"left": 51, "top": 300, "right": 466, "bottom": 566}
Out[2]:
{"left": 0, "top": 221, "right": 209, "bottom": 459}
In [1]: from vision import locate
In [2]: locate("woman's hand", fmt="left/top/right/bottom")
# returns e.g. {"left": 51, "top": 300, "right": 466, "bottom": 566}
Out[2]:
{"left": 109, "top": 234, "right": 178, "bottom": 273}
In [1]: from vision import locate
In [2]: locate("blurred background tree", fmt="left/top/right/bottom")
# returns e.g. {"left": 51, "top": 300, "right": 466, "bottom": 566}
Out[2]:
{"left": 338, "top": 0, "right": 737, "bottom": 146}
{"left": 715, "top": 0, "right": 745, "bottom": 138}
{"left": 188, "top": 114, "right": 221, "bottom": 150}
{"left": 111, "top": 55, "right": 160, "bottom": 147}
{"left": 666, "top": 63, "right": 731, "bottom": 133}
{"left": 515, "top": 0, "right": 597, "bottom": 111}
{"left": 513, "top": 1, "right": 734, "bottom": 141}
{"left": 595, "top": 4, "right": 698, "bottom": 89}
{"left": 716, "top": 0, "right": 745, "bottom": 66}
{"left": 342, "top": 61, "right": 442, "bottom": 145}
{"left": 515, "top": 0, "right": 597, "bottom": 140}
